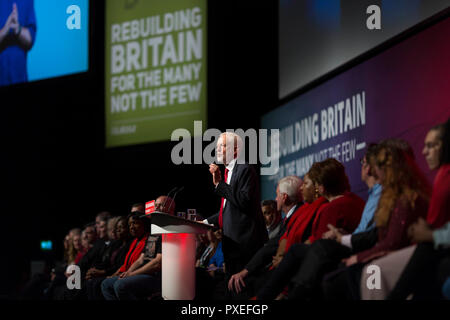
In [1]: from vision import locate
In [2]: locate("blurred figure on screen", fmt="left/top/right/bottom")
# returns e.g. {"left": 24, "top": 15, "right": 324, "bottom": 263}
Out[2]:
{"left": 0, "top": 1, "right": 36, "bottom": 86}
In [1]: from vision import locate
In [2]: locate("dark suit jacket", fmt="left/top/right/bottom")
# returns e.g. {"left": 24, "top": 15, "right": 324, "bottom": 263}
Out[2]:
{"left": 208, "top": 163, "right": 268, "bottom": 260}
{"left": 351, "top": 227, "right": 378, "bottom": 253}
{"left": 77, "top": 239, "right": 109, "bottom": 277}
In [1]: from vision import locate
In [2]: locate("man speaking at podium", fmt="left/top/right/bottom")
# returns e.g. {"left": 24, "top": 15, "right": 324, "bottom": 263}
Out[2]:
{"left": 207, "top": 132, "right": 267, "bottom": 297}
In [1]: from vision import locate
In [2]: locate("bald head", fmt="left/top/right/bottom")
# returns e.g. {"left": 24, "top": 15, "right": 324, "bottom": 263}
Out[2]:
{"left": 155, "top": 196, "right": 176, "bottom": 215}
{"left": 216, "top": 132, "right": 243, "bottom": 165}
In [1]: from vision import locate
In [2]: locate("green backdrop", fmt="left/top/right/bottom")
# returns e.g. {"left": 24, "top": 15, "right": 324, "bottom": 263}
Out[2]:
{"left": 105, "top": 0, "right": 207, "bottom": 147}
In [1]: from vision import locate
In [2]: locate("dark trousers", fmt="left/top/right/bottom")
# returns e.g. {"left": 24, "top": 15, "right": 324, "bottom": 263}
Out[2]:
{"left": 195, "top": 267, "right": 226, "bottom": 301}
{"left": 86, "top": 277, "right": 106, "bottom": 300}
{"left": 322, "top": 263, "right": 365, "bottom": 300}
{"left": 288, "top": 239, "right": 352, "bottom": 300}
{"left": 256, "top": 243, "right": 311, "bottom": 300}
{"left": 226, "top": 268, "right": 275, "bottom": 300}
{"left": 388, "top": 243, "right": 450, "bottom": 300}
{"left": 222, "top": 235, "right": 261, "bottom": 300}
{"left": 20, "top": 273, "right": 50, "bottom": 300}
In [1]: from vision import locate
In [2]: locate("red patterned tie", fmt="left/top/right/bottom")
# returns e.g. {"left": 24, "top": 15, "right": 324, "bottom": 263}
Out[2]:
{"left": 218, "top": 168, "right": 229, "bottom": 228}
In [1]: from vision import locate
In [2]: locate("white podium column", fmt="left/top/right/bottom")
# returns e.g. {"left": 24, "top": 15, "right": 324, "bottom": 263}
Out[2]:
{"left": 161, "top": 233, "right": 196, "bottom": 300}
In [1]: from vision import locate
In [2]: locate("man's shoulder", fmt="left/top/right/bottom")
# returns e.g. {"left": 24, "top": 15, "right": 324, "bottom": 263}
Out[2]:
{"left": 147, "top": 235, "right": 161, "bottom": 242}
{"left": 340, "top": 192, "right": 366, "bottom": 208}
{"left": 92, "top": 239, "right": 107, "bottom": 249}
{"left": 234, "top": 162, "right": 257, "bottom": 174}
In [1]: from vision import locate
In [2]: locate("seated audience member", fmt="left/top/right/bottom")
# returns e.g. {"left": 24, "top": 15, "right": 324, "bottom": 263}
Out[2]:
{"left": 74, "top": 231, "right": 88, "bottom": 265}
{"left": 62, "top": 213, "right": 112, "bottom": 299}
{"left": 101, "top": 196, "right": 175, "bottom": 300}
{"left": 285, "top": 139, "right": 415, "bottom": 301}
{"left": 21, "top": 228, "right": 86, "bottom": 300}
{"left": 85, "top": 216, "right": 133, "bottom": 300}
{"left": 82, "top": 222, "right": 97, "bottom": 246}
{"left": 271, "top": 173, "right": 329, "bottom": 269}
{"left": 65, "top": 212, "right": 112, "bottom": 288}
{"left": 107, "top": 216, "right": 120, "bottom": 241}
{"left": 276, "top": 144, "right": 381, "bottom": 300}
{"left": 75, "top": 217, "right": 112, "bottom": 282}
{"left": 131, "top": 203, "right": 145, "bottom": 213}
{"left": 87, "top": 216, "right": 132, "bottom": 279}
{"left": 256, "top": 158, "right": 365, "bottom": 300}
{"left": 423, "top": 121, "right": 450, "bottom": 229}
{"left": 227, "top": 176, "right": 305, "bottom": 298}
{"left": 40, "top": 229, "right": 81, "bottom": 299}
{"left": 324, "top": 139, "right": 415, "bottom": 251}
{"left": 74, "top": 210, "right": 114, "bottom": 270}
{"left": 197, "top": 229, "right": 221, "bottom": 269}
{"left": 376, "top": 119, "right": 450, "bottom": 300}
{"left": 95, "top": 211, "right": 112, "bottom": 233}
{"left": 63, "top": 233, "right": 71, "bottom": 264}
{"left": 75, "top": 225, "right": 98, "bottom": 265}
{"left": 207, "top": 229, "right": 225, "bottom": 275}
{"left": 154, "top": 195, "right": 175, "bottom": 214}
{"left": 19, "top": 258, "right": 56, "bottom": 300}
{"left": 262, "top": 200, "right": 283, "bottom": 240}
{"left": 322, "top": 141, "right": 431, "bottom": 300}
{"left": 66, "top": 228, "right": 82, "bottom": 267}
{"left": 196, "top": 233, "right": 210, "bottom": 262}
{"left": 304, "top": 158, "right": 365, "bottom": 244}
{"left": 96, "top": 215, "right": 109, "bottom": 241}
{"left": 385, "top": 218, "right": 450, "bottom": 300}
{"left": 100, "top": 213, "right": 151, "bottom": 300}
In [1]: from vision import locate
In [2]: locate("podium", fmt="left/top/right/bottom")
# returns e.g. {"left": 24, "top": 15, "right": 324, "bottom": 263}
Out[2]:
{"left": 149, "top": 212, "right": 214, "bottom": 300}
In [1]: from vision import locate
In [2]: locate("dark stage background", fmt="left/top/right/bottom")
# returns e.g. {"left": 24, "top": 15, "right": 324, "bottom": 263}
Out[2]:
{"left": 0, "top": 0, "right": 278, "bottom": 297}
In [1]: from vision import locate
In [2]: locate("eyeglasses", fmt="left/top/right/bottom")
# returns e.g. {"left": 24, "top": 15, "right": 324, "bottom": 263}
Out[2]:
{"left": 424, "top": 142, "right": 440, "bottom": 149}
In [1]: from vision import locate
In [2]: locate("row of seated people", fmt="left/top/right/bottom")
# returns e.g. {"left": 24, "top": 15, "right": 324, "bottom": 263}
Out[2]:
{"left": 22, "top": 197, "right": 228, "bottom": 300}
{"left": 226, "top": 118, "right": 450, "bottom": 300}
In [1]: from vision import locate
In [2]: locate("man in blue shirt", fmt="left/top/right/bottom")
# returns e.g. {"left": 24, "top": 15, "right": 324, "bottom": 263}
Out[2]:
{"left": 337, "top": 154, "right": 382, "bottom": 247}
{"left": 0, "top": 0, "right": 36, "bottom": 86}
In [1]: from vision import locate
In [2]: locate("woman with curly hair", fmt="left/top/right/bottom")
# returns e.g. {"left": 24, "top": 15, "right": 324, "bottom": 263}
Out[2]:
{"left": 66, "top": 228, "right": 82, "bottom": 266}
{"left": 381, "top": 118, "right": 450, "bottom": 300}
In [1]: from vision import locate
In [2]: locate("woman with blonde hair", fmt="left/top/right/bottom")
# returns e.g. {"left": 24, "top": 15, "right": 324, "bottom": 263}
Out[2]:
{"left": 66, "top": 228, "right": 82, "bottom": 266}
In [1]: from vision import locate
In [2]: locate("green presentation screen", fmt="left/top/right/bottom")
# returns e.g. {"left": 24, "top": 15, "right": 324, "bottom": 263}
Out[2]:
{"left": 105, "top": 0, "right": 207, "bottom": 148}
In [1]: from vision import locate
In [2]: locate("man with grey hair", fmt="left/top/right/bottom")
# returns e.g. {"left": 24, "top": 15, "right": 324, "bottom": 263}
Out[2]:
{"left": 277, "top": 175, "right": 303, "bottom": 213}
{"left": 227, "top": 175, "right": 304, "bottom": 298}
{"left": 206, "top": 132, "right": 268, "bottom": 297}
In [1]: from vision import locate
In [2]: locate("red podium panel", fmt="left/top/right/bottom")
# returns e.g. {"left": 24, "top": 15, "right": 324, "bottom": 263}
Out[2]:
{"left": 149, "top": 212, "right": 213, "bottom": 300}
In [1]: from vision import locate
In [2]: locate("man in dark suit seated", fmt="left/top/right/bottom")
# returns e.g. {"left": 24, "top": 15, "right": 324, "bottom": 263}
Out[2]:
{"left": 227, "top": 176, "right": 304, "bottom": 299}
{"left": 206, "top": 132, "right": 268, "bottom": 298}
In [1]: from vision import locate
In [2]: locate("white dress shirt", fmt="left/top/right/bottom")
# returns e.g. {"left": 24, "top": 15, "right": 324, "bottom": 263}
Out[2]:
{"left": 221, "top": 158, "right": 237, "bottom": 210}
{"left": 284, "top": 204, "right": 297, "bottom": 220}
{"left": 203, "top": 158, "right": 237, "bottom": 225}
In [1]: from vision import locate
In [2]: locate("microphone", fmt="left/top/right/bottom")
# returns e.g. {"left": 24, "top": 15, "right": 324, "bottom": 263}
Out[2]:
{"left": 167, "top": 186, "right": 184, "bottom": 215}
{"left": 160, "top": 186, "right": 177, "bottom": 213}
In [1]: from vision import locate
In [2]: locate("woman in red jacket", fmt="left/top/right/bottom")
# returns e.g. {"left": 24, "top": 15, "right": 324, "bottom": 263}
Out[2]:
{"left": 100, "top": 213, "right": 150, "bottom": 300}
{"left": 257, "top": 158, "right": 365, "bottom": 300}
